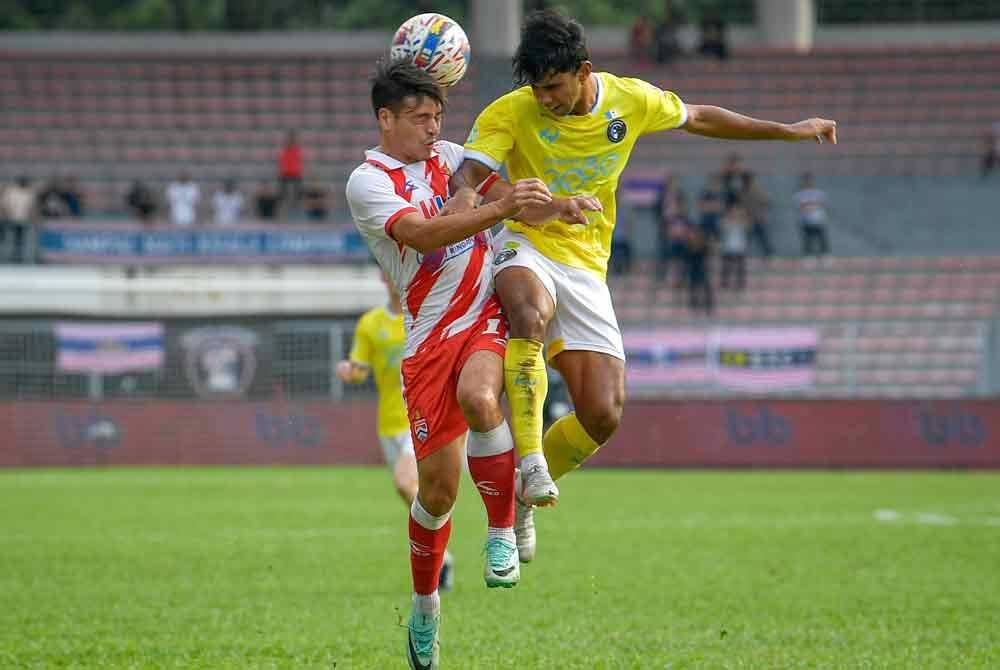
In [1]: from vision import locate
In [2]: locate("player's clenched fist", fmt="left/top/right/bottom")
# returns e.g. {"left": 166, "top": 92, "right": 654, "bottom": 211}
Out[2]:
{"left": 499, "top": 178, "right": 552, "bottom": 218}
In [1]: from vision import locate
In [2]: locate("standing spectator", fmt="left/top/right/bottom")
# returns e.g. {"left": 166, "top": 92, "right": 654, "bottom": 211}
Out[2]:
{"left": 719, "top": 153, "right": 747, "bottom": 206}
{"left": 212, "top": 179, "right": 245, "bottom": 225}
{"left": 697, "top": 174, "right": 724, "bottom": 242}
{"left": 741, "top": 171, "right": 773, "bottom": 258}
{"left": 698, "top": 9, "right": 728, "bottom": 60}
{"left": 278, "top": 130, "right": 304, "bottom": 215}
{"left": 657, "top": 191, "right": 692, "bottom": 283}
{"left": 0, "top": 177, "right": 38, "bottom": 263}
{"left": 654, "top": 1, "right": 685, "bottom": 64}
{"left": 59, "top": 176, "right": 84, "bottom": 217}
{"left": 982, "top": 124, "right": 999, "bottom": 178}
{"left": 126, "top": 180, "right": 158, "bottom": 223}
{"left": 38, "top": 177, "right": 68, "bottom": 219}
{"left": 165, "top": 172, "right": 201, "bottom": 226}
{"left": 686, "top": 226, "right": 714, "bottom": 315}
{"left": 629, "top": 16, "right": 654, "bottom": 63}
{"left": 254, "top": 180, "right": 280, "bottom": 220}
{"left": 720, "top": 200, "right": 750, "bottom": 290}
{"left": 794, "top": 173, "right": 831, "bottom": 263}
{"left": 302, "top": 183, "right": 329, "bottom": 221}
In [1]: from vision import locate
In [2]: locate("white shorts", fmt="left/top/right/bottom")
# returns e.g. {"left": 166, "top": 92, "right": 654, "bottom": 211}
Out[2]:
{"left": 491, "top": 229, "right": 625, "bottom": 361}
{"left": 378, "top": 431, "right": 415, "bottom": 468}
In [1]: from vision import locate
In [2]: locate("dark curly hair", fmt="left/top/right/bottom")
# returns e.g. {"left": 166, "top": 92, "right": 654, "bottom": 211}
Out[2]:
{"left": 370, "top": 57, "right": 446, "bottom": 118}
{"left": 512, "top": 9, "right": 590, "bottom": 86}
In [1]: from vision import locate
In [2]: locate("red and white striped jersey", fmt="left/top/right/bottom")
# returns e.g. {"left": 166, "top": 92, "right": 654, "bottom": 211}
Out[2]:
{"left": 346, "top": 141, "right": 495, "bottom": 360}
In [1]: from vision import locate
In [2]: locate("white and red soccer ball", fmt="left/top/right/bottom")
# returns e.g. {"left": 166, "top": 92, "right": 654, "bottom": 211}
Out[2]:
{"left": 391, "top": 13, "right": 471, "bottom": 87}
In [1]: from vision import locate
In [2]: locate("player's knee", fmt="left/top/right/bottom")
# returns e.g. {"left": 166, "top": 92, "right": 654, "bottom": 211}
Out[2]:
{"left": 578, "top": 399, "right": 623, "bottom": 445}
{"left": 457, "top": 384, "right": 502, "bottom": 431}
{"left": 418, "top": 478, "right": 458, "bottom": 515}
{"left": 506, "top": 302, "right": 549, "bottom": 341}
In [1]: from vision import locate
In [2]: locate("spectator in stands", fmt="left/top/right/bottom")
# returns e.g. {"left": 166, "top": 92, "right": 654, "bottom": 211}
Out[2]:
{"left": 610, "top": 188, "right": 634, "bottom": 276}
{"left": 982, "top": 124, "right": 999, "bottom": 178}
{"left": 254, "top": 180, "right": 280, "bottom": 220}
{"left": 38, "top": 177, "right": 68, "bottom": 219}
{"left": 303, "top": 183, "right": 329, "bottom": 221}
{"left": 698, "top": 9, "right": 729, "bottom": 60}
{"left": 657, "top": 191, "right": 692, "bottom": 284}
{"left": 654, "top": 2, "right": 685, "bottom": 64}
{"left": 794, "top": 172, "right": 831, "bottom": 264}
{"left": 697, "top": 174, "right": 724, "bottom": 243}
{"left": 629, "top": 16, "right": 654, "bottom": 63}
{"left": 0, "top": 176, "right": 37, "bottom": 263}
{"left": 686, "top": 226, "right": 714, "bottom": 315}
{"left": 741, "top": 171, "right": 773, "bottom": 259}
{"left": 126, "top": 180, "right": 158, "bottom": 224}
{"left": 59, "top": 176, "right": 84, "bottom": 217}
{"left": 720, "top": 200, "right": 750, "bottom": 291}
{"left": 719, "top": 153, "right": 747, "bottom": 206}
{"left": 212, "top": 179, "right": 245, "bottom": 225}
{"left": 165, "top": 172, "right": 201, "bottom": 226}
{"left": 277, "top": 129, "right": 304, "bottom": 216}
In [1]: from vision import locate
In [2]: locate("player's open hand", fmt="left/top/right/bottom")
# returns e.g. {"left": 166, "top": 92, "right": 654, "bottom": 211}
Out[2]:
{"left": 789, "top": 118, "right": 837, "bottom": 145}
{"left": 500, "top": 178, "right": 552, "bottom": 219}
{"left": 440, "top": 187, "right": 477, "bottom": 216}
{"left": 516, "top": 194, "right": 603, "bottom": 227}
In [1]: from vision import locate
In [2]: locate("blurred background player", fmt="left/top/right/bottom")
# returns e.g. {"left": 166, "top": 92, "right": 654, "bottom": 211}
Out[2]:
{"left": 336, "top": 272, "right": 454, "bottom": 592}
{"left": 345, "top": 59, "right": 552, "bottom": 670}
{"left": 452, "top": 8, "right": 837, "bottom": 563}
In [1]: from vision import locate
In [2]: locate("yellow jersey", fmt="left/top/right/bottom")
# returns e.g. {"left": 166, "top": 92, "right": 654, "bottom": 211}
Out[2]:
{"left": 350, "top": 306, "right": 409, "bottom": 438}
{"left": 464, "top": 72, "right": 687, "bottom": 279}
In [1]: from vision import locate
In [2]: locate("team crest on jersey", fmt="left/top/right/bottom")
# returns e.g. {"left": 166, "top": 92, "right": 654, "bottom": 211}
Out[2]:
{"left": 413, "top": 413, "right": 429, "bottom": 443}
{"left": 494, "top": 248, "right": 517, "bottom": 266}
{"left": 607, "top": 119, "right": 627, "bottom": 143}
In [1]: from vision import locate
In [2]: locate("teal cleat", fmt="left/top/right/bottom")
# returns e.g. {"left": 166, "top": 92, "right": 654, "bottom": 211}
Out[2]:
{"left": 483, "top": 536, "right": 520, "bottom": 588}
{"left": 406, "top": 610, "right": 440, "bottom": 670}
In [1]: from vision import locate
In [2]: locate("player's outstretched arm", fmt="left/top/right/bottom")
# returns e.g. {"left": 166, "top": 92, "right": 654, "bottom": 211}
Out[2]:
{"left": 683, "top": 104, "right": 837, "bottom": 144}
{"left": 450, "top": 159, "right": 602, "bottom": 226}
{"left": 336, "top": 360, "right": 370, "bottom": 384}
{"left": 391, "top": 178, "right": 551, "bottom": 254}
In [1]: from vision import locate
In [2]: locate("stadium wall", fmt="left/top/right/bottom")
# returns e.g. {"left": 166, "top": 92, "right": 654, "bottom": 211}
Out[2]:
{"left": 1, "top": 399, "right": 997, "bottom": 468}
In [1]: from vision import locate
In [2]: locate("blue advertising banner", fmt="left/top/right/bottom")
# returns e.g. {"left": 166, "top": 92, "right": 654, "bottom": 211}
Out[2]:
{"left": 39, "top": 222, "right": 370, "bottom": 264}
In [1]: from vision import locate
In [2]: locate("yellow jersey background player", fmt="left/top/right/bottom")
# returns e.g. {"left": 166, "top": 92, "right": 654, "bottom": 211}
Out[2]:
{"left": 336, "top": 273, "right": 455, "bottom": 589}
{"left": 451, "top": 9, "right": 837, "bottom": 561}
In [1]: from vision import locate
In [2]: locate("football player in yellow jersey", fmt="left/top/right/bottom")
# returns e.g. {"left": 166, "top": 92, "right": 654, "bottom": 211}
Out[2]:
{"left": 336, "top": 273, "right": 455, "bottom": 590}
{"left": 451, "top": 9, "right": 837, "bottom": 562}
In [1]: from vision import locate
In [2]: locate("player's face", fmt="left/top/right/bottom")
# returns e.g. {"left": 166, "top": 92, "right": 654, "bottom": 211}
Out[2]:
{"left": 381, "top": 95, "right": 443, "bottom": 162}
{"left": 531, "top": 64, "right": 591, "bottom": 117}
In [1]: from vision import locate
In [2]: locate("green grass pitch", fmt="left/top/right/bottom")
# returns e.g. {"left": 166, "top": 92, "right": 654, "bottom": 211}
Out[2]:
{"left": 1, "top": 467, "right": 998, "bottom": 669}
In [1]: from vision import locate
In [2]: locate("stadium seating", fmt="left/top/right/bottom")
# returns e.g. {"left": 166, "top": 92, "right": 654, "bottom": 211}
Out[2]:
{"left": 610, "top": 255, "right": 999, "bottom": 397}
{"left": 2, "top": 46, "right": 998, "bottom": 216}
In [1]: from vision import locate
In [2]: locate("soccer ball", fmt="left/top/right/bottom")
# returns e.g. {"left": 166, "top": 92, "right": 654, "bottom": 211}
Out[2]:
{"left": 391, "top": 13, "right": 471, "bottom": 87}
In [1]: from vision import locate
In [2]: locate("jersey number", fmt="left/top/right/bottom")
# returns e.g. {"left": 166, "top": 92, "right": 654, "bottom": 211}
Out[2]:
{"left": 483, "top": 318, "right": 501, "bottom": 335}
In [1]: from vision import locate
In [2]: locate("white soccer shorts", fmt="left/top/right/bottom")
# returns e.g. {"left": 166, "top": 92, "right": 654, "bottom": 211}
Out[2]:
{"left": 378, "top": 430, "right": 415, "bottom": 468}
{"left": 491, "top": 228, "right": 625, "bottom": 362}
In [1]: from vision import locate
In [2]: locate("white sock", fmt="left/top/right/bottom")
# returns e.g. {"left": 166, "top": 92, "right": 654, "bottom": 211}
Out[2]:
{"left": 466, "top": 420, "right": 514, "bottom": 458}
{"left": 520, "top": 451, "right": 547, "bottom": 472}
{"left": 487, "top": 526, "right": 516, "bottom": 543}
{"left": 410, "top": 496, "right": 451, "bottom": 530}
{"left": 413, "top": 591, "right": 440, "bottom": 615}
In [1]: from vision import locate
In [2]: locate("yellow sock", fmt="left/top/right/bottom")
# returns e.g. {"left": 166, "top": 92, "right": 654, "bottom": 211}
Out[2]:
{"left": 504, "top": 338, "right": 548, "bottom": 459}
{"left": 543, "top": 412, "right": 602, "bottom": 480}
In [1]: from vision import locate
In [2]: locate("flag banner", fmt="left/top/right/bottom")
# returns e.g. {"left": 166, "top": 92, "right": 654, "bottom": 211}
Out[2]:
{"left": 55, "top": 322, "right": 165, "bottom": 374}
{"left": 714, "top": 328, "right": 818, "bottom": 390}
{"left": 624, "top": 327, "right": 818, "bottom": 392}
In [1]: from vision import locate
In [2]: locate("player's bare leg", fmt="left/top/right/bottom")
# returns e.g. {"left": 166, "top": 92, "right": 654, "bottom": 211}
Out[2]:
{"left": 494, "top": 266, "right": 560, "bottom": 507}
{"left": 407, "top": 436, "right": 464, "bottom": 670}
{"left": 545, "top": 350, "right": 626, "bottom": 479}
{"left": 457, "top": 350, "right": 519, "bottom": 587}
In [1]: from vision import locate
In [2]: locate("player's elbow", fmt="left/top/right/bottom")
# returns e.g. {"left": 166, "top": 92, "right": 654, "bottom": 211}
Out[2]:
{"left": 391, "top": 218, "right": 438, "bottom": 255}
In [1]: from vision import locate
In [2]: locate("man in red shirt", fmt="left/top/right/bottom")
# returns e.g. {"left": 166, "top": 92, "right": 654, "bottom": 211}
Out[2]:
{"left": 278, "top": 130, "right": 303, "bottom": 214}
